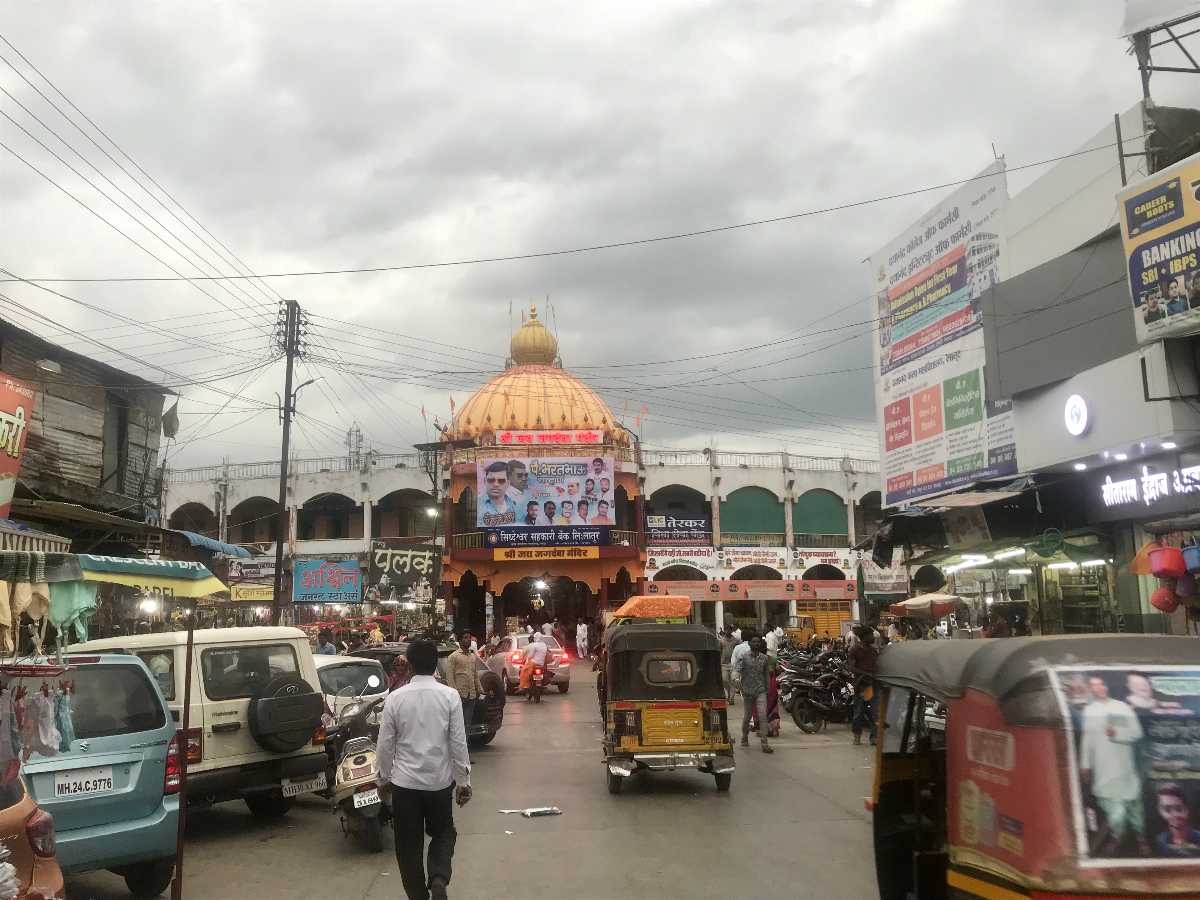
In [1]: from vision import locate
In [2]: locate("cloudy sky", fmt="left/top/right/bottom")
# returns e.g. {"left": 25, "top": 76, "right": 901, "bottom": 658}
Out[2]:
{"left": 1, "top": 0, "right": 1194, "bottom": 468}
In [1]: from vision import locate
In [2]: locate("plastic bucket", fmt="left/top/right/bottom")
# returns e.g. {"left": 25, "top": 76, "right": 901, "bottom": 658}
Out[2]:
{"left": 1150, "top": 546, "right": 1187, "bottom": 579}
{"left": 1183, "top": 544, "right": 1200, "bottom": 574}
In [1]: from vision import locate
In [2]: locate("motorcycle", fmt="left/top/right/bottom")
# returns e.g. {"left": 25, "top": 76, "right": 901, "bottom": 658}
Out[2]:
{"left": 780, "top": 664, "right": 856, "bottom": 734}
{"left": 527, "top": 664, "right": 546, "bottom": 703}
{"left": 330, "top": 687, "right": 389, "bottom": 852}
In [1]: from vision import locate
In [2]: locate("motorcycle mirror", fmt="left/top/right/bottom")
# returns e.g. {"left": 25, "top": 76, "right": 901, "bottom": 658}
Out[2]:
{"left": 367, "top": 674, "right": 382, "bottom": 689}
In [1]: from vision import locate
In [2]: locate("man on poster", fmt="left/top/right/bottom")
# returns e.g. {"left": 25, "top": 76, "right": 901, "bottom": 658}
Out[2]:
{"left": 506, "top": 460, "right": 530, "bottom": 506}
{"left": 1080, "top": 675, "right": 1147, "bottom": 855}
{"left": 481, "top": 462, "right": 514, "bottom": 523}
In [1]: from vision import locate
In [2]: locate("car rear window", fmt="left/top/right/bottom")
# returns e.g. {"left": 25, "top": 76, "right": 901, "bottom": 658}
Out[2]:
{"left": 202, "top": 644, "right": 299, "bottom": 700}
{"left": 520, "top": 636, "right": 560, "bottom": 649}
{"left": 318, "top": 662, "right": 385, "bottom": 698}
{"left": 71, "top": 664, "right": 167, "bottom": 738}
{"left": 644, "top": 656, "right": 696, "bottom": 685}
{"left": 137, "top": 650, "right": 175, "bottom": 700}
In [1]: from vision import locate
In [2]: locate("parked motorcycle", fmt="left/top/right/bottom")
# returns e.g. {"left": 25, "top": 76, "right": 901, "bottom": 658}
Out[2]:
{"left": 330, "top": 690, "right": 389, "bottom": 852}
{"left": 780, "top": 663, "right": 856, "bottom": 734}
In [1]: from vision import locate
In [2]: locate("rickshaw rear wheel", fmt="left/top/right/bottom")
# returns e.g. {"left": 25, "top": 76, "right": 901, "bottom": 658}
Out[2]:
{"left": 714, "top": 772, "right": 732, "bottom": 792}
{"left": 606, "top": 769, "right": 624, "bottom": 794}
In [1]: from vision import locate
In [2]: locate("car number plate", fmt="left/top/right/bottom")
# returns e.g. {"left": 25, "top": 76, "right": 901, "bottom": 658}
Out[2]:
{"left": 54, "top": 765, "right": 114, "bottom": 798}
{"left": 281, "top": 772, "right": 327, "bottom": 797}
{"left": 353, "top": 788, "right": 380, "bottom": 809}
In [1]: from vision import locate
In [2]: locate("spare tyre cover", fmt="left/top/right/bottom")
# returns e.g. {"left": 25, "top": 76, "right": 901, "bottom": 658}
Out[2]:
{"left": 248, "top": 673, "right": 324, "bottom": 753}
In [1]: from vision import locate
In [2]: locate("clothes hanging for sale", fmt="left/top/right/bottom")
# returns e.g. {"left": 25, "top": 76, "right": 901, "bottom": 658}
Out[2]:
{"left": 0, "top": 692, "right": 16, "bottom": 777}
{"left": 55, "top": 689, "right": 74, "bottom": 753}
{"left": 0, "top": 584, "right": 11, "bottom": 656}
{"left": 26, "top": 583, "right": 49, "bottom": 623}
{"left": 48, "top": 581, "right": 98, "bottom": 644}
{"left": 21, "top": 691, "right": 58, "bottom": 761}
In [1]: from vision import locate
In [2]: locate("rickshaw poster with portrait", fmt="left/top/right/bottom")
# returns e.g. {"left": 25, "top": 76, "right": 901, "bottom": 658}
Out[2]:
{"left": 1051, "top": 666, "right": 1200, "bottom": 866}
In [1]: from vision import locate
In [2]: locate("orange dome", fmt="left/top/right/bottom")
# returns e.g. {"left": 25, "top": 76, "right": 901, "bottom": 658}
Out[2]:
{"left": 448, "top": 305, "right": 627, "bottom": 444}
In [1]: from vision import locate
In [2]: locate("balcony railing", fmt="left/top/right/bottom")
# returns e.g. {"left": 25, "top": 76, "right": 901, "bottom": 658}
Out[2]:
{"left": 167, "top": 452, "right": 423, "bottom": 483}
{"left": 640, "top": 449, "right": 879, "bottom": 473}
{"left": 794, "top": 532, "right": 851, "bottom": 548}
{"left": 719, "top": 532, "right": 786, "bottom": 547}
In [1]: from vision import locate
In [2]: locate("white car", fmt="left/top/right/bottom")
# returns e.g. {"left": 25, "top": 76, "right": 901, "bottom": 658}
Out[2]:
{"left": 73, "top": 626, "right": 328, "bottom": 819}
{"left": 486, "top": 633, "right": 571, "bottom": 693}
{"left": 313, "top": 654, "right": 388, "bottom": 721}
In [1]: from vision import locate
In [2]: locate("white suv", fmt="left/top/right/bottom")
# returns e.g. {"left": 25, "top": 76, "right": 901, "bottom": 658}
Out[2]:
{"left": 73, "top": 626, "right": 327, "bottom": 819}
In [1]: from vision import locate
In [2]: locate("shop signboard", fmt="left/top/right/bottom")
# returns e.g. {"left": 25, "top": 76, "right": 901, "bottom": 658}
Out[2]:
{"left": 869, "top": 161, "right": 1017, "bottom": 507}
{"left": 231, "top": 584, "right": 274, "bottom": 602}
{"left": 366, "top": 541, "right": 441, "bottom": 604}
{"left": 1085, "top": 453, "right": 1200, "bottom": 522}
{"left": 0, "top": 373, "right": 34, "bottom": 519}
{"left": 791, "top": 547, "right": 856, "bottom": 576}
{"left": 492, "top": 546, "right": 599, "bottom": 561}
{"left": 227, "top": 558, "right": 275, "bottom": 580}
{"left": 645, "top": 514, "right": 712, "bottom": 546}
{"left": 293, "top": 559, "right": 362, "bottom": 604}
{"left": 477, "top": 455, "right": 614, "bottom": 546}
{"left": 718, "top": 546, "right": 789, "bottom": 574}
{"left": 496, "top": 429, "right": 605, "bottom": 446}
{"left": 645, "top": 580, "right": 856, "bottom": 601}
{"left": 1118, "top": 150, "right": 1200, "bottom": 345}
{"left": 1050, "top": 665, "right": 1200, "bottom": 866}
{"left": 645, "top": 546, "right": 718, "bottom": 576}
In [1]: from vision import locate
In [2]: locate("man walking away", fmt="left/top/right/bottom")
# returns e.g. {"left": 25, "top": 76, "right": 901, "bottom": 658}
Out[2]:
{"left": 447, "top": 633, "right": 483, "bottom": 736}
{"left": 377, "top": 641, "right": 472, "bottom": 900}
{"left": 848, "top": 625, "right": 879, "bottom": 746}
{"left": 576, "top": 620, "right": 589, "bottom": 660}
{"left": 734, "top": 637, "right": 773, "bottom": 753}
{"left": 720, "top": 630, "right": 738, "bottom": 705}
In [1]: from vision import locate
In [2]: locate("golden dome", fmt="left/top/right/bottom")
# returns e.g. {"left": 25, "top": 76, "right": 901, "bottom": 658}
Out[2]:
{"left": 448, "top": 305, "right": 628, "bottom": 444}
{"left": 509, "top": 305, "right": 558, "bottom": 365}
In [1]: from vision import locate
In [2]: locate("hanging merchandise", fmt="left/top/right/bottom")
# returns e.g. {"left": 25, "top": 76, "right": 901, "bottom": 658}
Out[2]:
{"left": 1183, "top": 538, "right": 1200, "bottom": 575}
{"left": 0, "top": 691, "right": 16, "bottom": 784}
{"left": 0, "top": 840, "right": 20, "bottom": 900}
{"left": 1130, "top": 540, "right": 1157, "bottom": 576}
{"left": 0, "top": 585, "right": 10, "bottom": 657}
{"left": 55, "top": 683, "right": 74, "bottom": 753}
{"left": 48, "top": 581, "right": 98, "bottom": 646}
{"left": 1149, "top": 544, "right": 1187, "bottom": 578}
{"left": 1151, "top": 583, "right": 1181, "bottom": 613}
{"left": 21, "top": 687, "right": 58, "bottom": 762}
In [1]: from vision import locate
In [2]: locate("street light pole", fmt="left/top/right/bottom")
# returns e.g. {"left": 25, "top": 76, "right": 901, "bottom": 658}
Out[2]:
{"left": 271, "top": 301, "right": 311, "bottom": 626}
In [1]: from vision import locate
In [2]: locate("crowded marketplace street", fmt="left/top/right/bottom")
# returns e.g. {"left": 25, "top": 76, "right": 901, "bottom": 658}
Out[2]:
{"left": 65, "top": 663, "right": 877, "bottom": 900}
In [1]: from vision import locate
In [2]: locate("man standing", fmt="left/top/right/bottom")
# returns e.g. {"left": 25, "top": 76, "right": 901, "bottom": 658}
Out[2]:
{"left": 734, "top": 637, "right": 773, "bottom": 753}
{"left": 720, "top": 629, "right": 738, "bottom": 705}
{"left": 316, "top": 629, "right": 337, "bottom": 656}
{"left": 376, "top": 641, "right": 472, "bottom": 900}
{"left": 520, "top": 632, "right": 548, "bottom": 694}
{"left": 1080, "top": 674, "right": 1146, "bottom": 855}
{"left": 446, "top": 633, "right": 483, "bottom": 735}
{"left": 576, "top": 619, "right": 589, "bottom": 660}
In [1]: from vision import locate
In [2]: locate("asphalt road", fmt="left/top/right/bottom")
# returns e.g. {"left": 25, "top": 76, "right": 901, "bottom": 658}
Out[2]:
{"left": 66, "top": 664, "right": 878, "bottom": 900}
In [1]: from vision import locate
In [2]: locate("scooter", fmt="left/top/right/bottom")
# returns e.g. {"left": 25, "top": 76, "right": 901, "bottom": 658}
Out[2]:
{"left": 331, "top": 692, "right": 389, "bottom": 852}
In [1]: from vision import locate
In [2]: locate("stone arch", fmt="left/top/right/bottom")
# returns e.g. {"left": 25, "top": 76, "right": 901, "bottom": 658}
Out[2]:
{"left": 653, "top": 564, "right": 707, "bottom": 581}
{"left": 803, "top": 563, "right": 846, "bottom": 580}
{"left": 297, "top": 492, "right": 359, "bottom": 541}
{"left": 792, "top": 488, "right": 848, "bottom": 540}
{"left": 228, "top": 496, "right": 280, "bottom": 544}
{"left": 720, "top": 486, "right": 785, "bottom": 536}
{"left": 374, "top": 488, "right": 437, "bottom": 539}
{"left": 647, "top": 484, "right": 708, "bottom": 517}
{"left": 613, "top": 566, "right": 634, "bottom": 605}
{"left": 455, "top": 570, "right": 483, "bottom": 636}
{"left": 730, "top": 564, "right": 782, "bottom": 580}
{"left": 856, "top": 489, "right": 883, "bottom": 542}
{"left": 613, "top": 485, "right": 631, "bottom": 531}
{"left": 168, "top": 502, "right": 217, "bottom": 535}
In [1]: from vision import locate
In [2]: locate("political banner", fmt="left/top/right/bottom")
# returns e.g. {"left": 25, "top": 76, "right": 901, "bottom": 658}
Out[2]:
{"left": 719, "top": 546, "right": 789, "bottom": 573}
{"left": 478, "top": 456, "right": 614, "bottom": 545}
{"left": 293, "top": 559, "right": 362, "bottom": 604}
{"left": 485, "top": 525, "right": 610, "bottom": 548}
{"left": 791, "top": 547, "right": 856, "bottom": 576}
{"left": 1119, "top": 151, "right": 1200, "bottom": 344}
{"left": 0, "top": 373, "right": 34, "bottom": 519}
{"left": 645, "top": 546, "right": 718, "bottom": 576}
{"left": 870, "top": 161, "right": 1017, "bottom": 507}
{"left": 1051, "top": 666, "right": 1200, "bottom": 866}
{"left": 366, "top": 541, "right": 441, "bottom": 604}
{"left": 227, "top": 558, "right": 275, "bottom": 580}
{"left": 645, "top": 514, "right": 712, "bottom": 546}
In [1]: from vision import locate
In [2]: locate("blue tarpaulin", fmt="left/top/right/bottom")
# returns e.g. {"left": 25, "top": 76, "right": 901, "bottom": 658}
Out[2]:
{"left": 170, "top": 530, "right": 251, "bottom": 559}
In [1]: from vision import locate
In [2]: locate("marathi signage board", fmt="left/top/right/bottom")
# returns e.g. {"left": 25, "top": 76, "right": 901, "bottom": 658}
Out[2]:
{"left": 645, "top": 547, "right": 718, "bottom": 575}
{"left": 719, "top": 546, "right": 789, "bottom": 573}
{"left": 493, "top": 546, "right": 599, "bottom": 561}
{"left": 870, "top": 161, "right": 1017, "bottom": 507}
{"left": 1051, "top": 665, "right": 1200, "bottom": 867}
{"left": 293, "top": 559, "right": 362, "bottom": 604}
{"left": 861, "top": 547, "right": 910, "bottom": 595}
{"left": 366, "top": 541, "right": 441, "bottom": 604}
{"left": 227, "top": 558, "right": 275, "bottom": 580}
{"left": 645, "top": 579, "right": 857, "bottom": 601}
{"left": 645, "top": 514, "right": 712, "bottom": 546}
{"left": 496, "top": 429, "right": 605, "bottom": 446}
{"left": 792, "top": 547, "right": 856, "bottom": 575}
{"left": 231, "top": 584, "right": 274, "bottom": 602}
{"left": 1118, "top": 151, "right": 1200, "bottom": 344}
{"left": 478, "top": 456, "right": 614, "bottom": 546}
{"left": 1087, "top": 453, "right": 1200, "bottom": 522}
{"left": 0, "top": 373, "right": 34, "bottom": 519}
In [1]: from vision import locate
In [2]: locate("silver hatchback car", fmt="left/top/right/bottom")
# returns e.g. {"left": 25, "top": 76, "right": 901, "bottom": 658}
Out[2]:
{"left": 486, "top": 633, "right": 571, "bottom": 694}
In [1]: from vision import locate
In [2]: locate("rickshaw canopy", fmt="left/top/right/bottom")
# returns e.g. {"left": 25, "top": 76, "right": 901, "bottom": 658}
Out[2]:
{"left": 875, "top": 634, "right": 1200, "bottom": 706}
{"left": 605, "top": 622, "right": 720, "bottom": 655}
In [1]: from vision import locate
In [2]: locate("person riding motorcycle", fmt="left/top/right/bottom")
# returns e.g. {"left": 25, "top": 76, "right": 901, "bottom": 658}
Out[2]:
{"left": 519, "top": 632, "right": 549, "bottom": 694}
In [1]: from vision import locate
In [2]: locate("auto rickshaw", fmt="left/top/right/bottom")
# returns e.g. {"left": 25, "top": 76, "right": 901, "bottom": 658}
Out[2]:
{"left": 870, "top": 635, "right": 1200, "bottom": 899}
{"left": 602, "top": 621, "right": 735, "bottom": 794}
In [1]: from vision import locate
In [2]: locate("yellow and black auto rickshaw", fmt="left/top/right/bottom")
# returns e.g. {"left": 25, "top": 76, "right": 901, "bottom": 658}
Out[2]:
{"left": 602, "top": 621, "right": 735, "bottom": 794}
{"left": 870, "top": 634, "right": 1200, "bottom": 899}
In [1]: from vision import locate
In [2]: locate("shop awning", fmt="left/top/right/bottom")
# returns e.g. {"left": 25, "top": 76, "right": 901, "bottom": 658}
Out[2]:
{"left": 888, "top": 593, "right": 967, "bottom": 620}
{"left": 0, "top": 519, "right": 70, "bottom": 553}
{"left": 77, "top": 554, "right": 228, "bottom": 597}
{"left": 169, "top": 530, "right": 251, "bottom": 559}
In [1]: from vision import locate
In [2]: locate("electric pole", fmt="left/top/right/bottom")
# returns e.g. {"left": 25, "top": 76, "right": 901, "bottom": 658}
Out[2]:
{"left": 271, "top": 300, "right": 309, "bottom": 625}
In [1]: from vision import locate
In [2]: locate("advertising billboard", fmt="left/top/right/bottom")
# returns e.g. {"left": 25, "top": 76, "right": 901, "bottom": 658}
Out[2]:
{"left": 1118, "top": 151, "right": 1200, "bottom": 344}
{"left": 870, "top": 160, "right": 1017, "bottom": 507}
{"left": 0, "top": 373, "right": 34, "bottom": 519}
{"left": 645, "top": 546, "right": 718, "bottom": 576}
{"left": 293, "top": 559, "right": 361, "bottom": 604}
{"left": 366, "top": 541, "right": 442, "bottom": 604}
{"left": 645, "top": 514, "right": 712, "bottom": 546}
{"left": 478, "top": 455, "right": 614, "bottom": 546}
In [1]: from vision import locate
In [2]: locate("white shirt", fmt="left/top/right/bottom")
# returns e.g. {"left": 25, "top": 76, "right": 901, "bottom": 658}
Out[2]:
{"left": 376, "top": 675, "right": 471, "bottom": 791}
{"left": 765, "top": 630, "right": 781, "bottom": 653}
{"left": 524, "top": 638, "right": 548, "bottom": 665}
{"left": 1079, "top": 697, "right": 1143, "bottom": 801}
{"left": 576, "top": 623, "right": 588, "bottom": 642}
{"left": 729, "top": 640, "right": 751, "bottom": 673}
{"left": 541, "top": 623, "right": 553, "bottom": 636}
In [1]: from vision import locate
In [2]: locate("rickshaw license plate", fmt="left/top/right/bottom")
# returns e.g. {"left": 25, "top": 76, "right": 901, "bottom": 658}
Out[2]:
{"left": 354, "top": 788, "right": 380, "bottom": 809}
{"left": 55, "top": 766, "right": 113, "bottom": 797}
{"left": 281, "top": 773, "right": 326, "bottom": 797}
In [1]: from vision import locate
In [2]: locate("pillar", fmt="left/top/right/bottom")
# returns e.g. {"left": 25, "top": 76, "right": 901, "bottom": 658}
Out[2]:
{"left": 783, "top": 497, "right": 794, "bottom": 549}
{"left": 600, "top": 578, "right": 610, "bottom": 612}
{"left": 362, "top": 499, "right": 373, "bottom": 546}
{"left": 636, "top": 576, "right": 646, "bottom": 597}
{"left": 287, "top": 506, "right": 298, "bottom": 548}
{"left": 788, "top": 598, "right": 797, "bottom": 623}
{"left": 710, "top": 494, "right": 722, "bottom": 547}
{"left": 715, "top": 600, "right": 725, "bottom": 632}
{"left": 635, "top": 492, "right": 646, "bottom": 548}
{"left": 755, "top": 596, "right": 766, "bottom": 629}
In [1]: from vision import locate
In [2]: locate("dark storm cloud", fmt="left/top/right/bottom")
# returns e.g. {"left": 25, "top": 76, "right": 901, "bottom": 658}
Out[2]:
{"left": 0, "top": 0, "right": 1181, "bottom": 464}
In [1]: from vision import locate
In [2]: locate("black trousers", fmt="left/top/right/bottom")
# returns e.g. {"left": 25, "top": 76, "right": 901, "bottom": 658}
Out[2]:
{"left": 391, "top": 784, "right": 457, "bottom": 900}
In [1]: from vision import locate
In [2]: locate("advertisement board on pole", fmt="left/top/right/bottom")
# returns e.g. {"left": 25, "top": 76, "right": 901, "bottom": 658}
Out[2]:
{"left": 477, "top": 456, "right": 614, "bottom": 545}
{"left": 870, "top": 161, "right": 1017, "bottom": 507}
{"left": 1118, "top": 151, "right": 1200, "bottom": 344}
{"left": 293, "top": 559, "right": 362, "bottom": 604}
{"left": 0, "top": 373, "right": 34, "bottom": 519}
